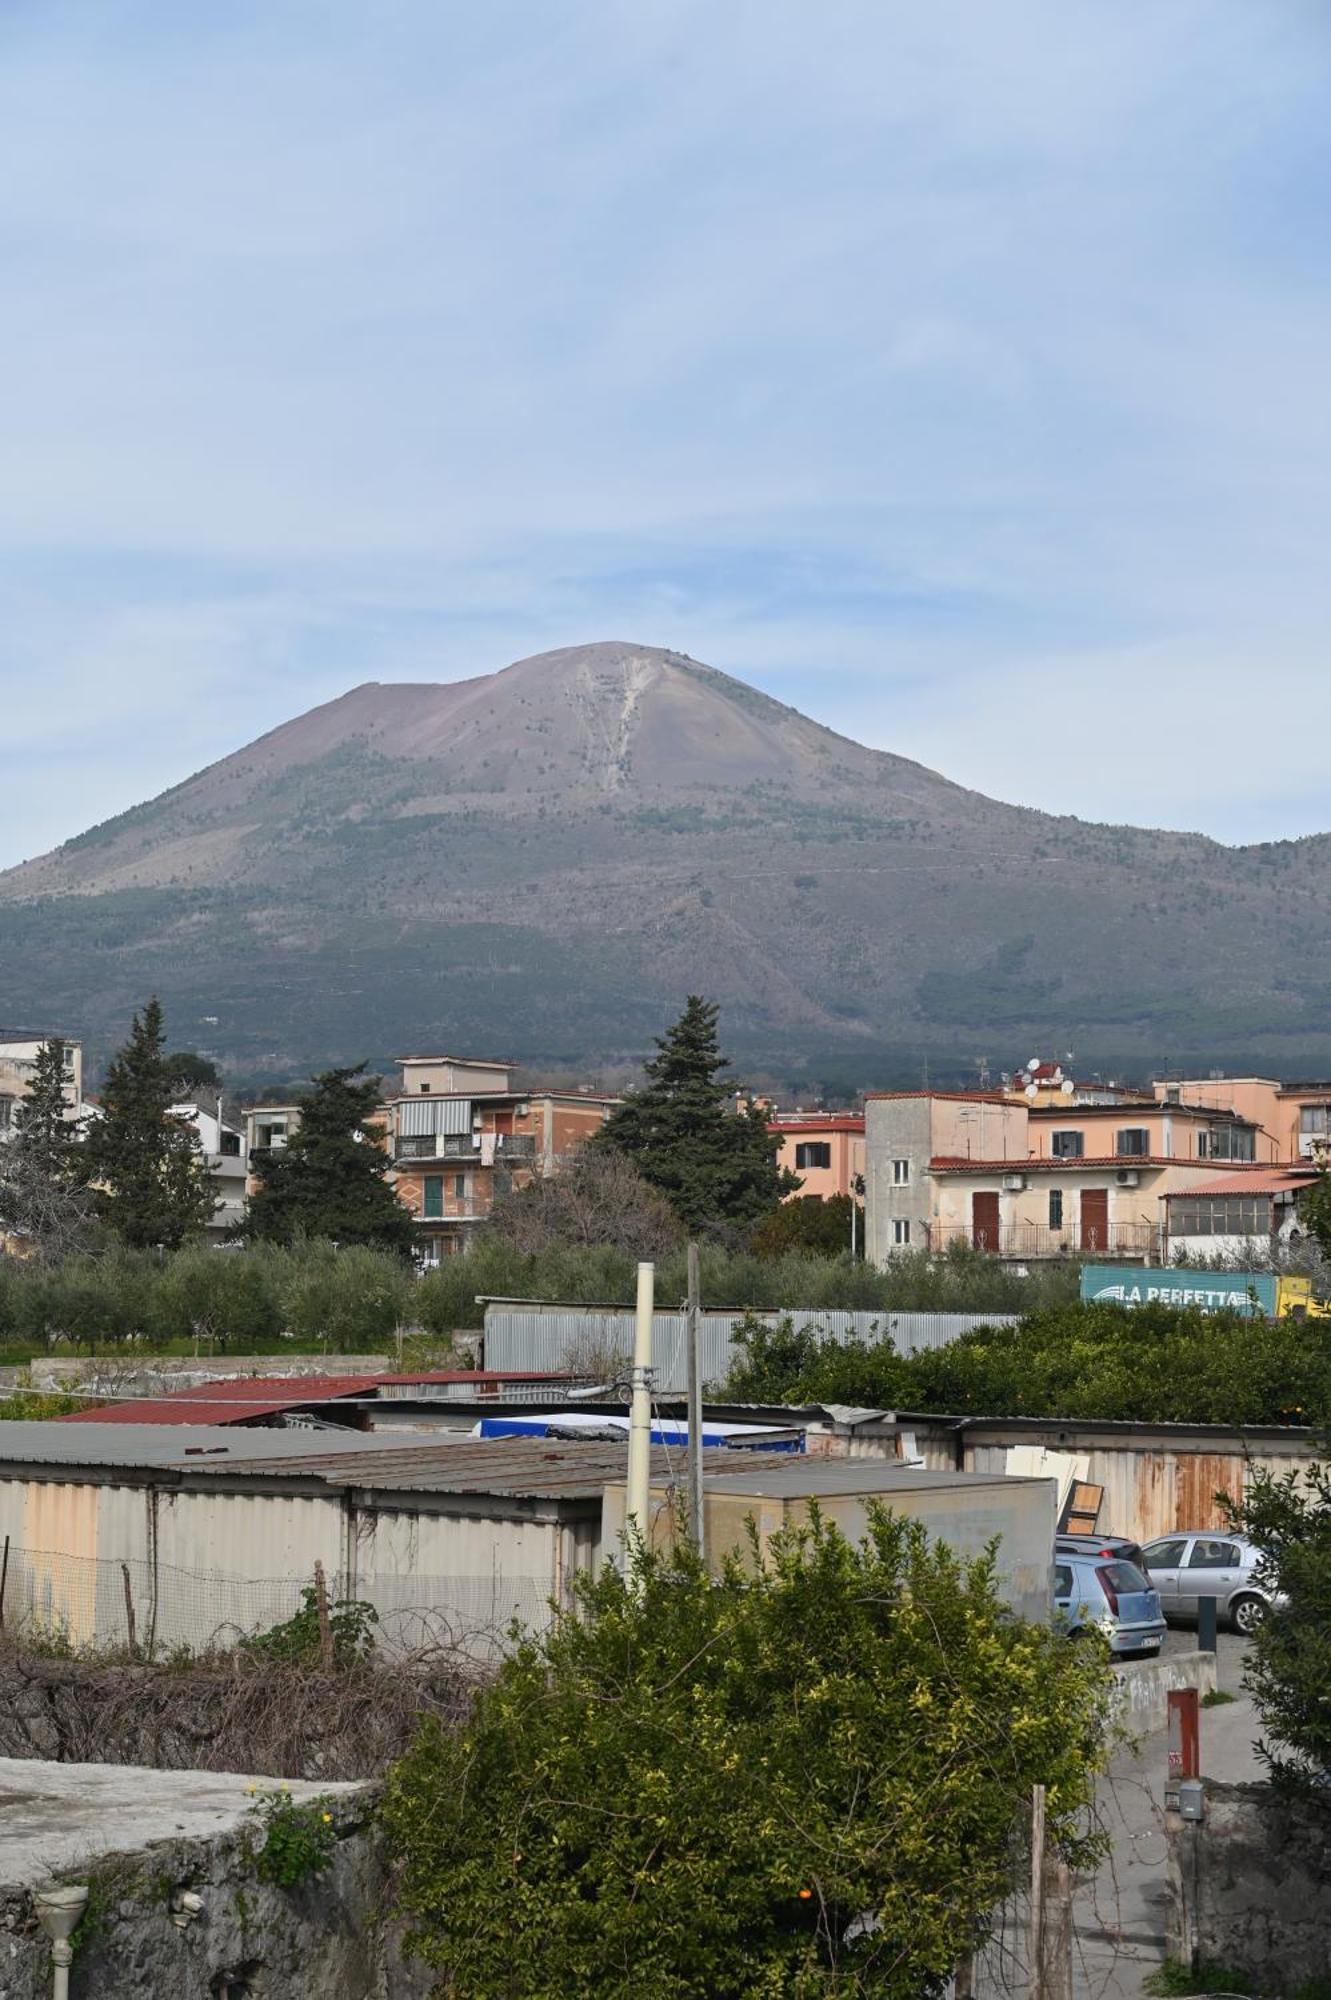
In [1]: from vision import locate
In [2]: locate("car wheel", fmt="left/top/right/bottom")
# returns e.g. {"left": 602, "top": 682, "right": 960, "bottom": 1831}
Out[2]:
{"left": 1231, "top": 1594, "right": 1267, "bottom": 1636}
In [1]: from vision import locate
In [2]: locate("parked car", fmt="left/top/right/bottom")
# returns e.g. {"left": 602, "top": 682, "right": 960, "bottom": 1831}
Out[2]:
{"left": 1138, "top": 1532, "right": 1282, "bottom": 1635}
{"left": 1053, "top": 1553, "right": 1166, "bottom": 1656}
{"left": 1057, "top": 1532, "right": 1150, "bottom": 1576}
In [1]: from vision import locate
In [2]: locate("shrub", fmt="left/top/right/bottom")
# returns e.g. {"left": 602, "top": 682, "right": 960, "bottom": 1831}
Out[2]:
{"left": 382, "top": 1509, "right": 1111, "bottom": 1998}
{"left": 1227, "top": 1452, "right": 1331, "bottom": 1792}
{"left": 250, "top": 1788, "right": 339, "bottom": 1887}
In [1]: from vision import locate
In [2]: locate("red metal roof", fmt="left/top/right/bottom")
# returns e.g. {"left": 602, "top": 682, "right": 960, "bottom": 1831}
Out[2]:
{"left": 60, "top": 1374, "right": 379, "bottom": 1425}
{"left": 59, "top": 1368, "right": 581, "bottom": 1426}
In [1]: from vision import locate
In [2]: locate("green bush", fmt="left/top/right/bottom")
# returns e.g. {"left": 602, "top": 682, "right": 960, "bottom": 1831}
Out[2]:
{"left": 382, "top": 1509, "right": 1111, "bottom": 1997}
{"left": 250, "top": 1789, "right": 339, "bottom": 1888}
{"left": 723, "top": 1299, "right": 1331, "bottom": 1426}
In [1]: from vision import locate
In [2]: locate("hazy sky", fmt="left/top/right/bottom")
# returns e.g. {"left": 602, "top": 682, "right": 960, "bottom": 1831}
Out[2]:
{"left": 2, "top": 1, "right": 1329, "bottom": 867}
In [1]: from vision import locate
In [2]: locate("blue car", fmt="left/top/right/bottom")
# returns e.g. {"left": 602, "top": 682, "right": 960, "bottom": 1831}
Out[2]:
{"left": 1054, "top": 1553, "right": 1166, "bottom": 1657}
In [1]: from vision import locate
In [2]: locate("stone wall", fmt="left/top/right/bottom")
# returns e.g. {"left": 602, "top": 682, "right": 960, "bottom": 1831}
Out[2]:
{"left": 0, "top": 1788, "right": 433, "bottom": 2000}
{"left": 1168, "top": 1779, "right": 1331, "bottom": 1986}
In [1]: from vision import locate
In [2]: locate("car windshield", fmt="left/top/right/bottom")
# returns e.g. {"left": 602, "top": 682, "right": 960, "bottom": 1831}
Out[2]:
{"left": 1099, "top": 1561, "right": 1150, "bottom": 1594}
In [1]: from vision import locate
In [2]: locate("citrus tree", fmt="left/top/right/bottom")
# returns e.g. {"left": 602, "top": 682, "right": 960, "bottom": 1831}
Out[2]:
{"left": 382, "top": 1508, "right": 1111, "bottom": 1998}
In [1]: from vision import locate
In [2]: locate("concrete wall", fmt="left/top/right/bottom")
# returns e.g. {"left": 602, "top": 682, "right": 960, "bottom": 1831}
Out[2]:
{"left": 1111, "top": 1650, "right": 1217, "bottom": 1737}
{"left": 1169, "top": 1780, "right": 1331, "bottom": 1987}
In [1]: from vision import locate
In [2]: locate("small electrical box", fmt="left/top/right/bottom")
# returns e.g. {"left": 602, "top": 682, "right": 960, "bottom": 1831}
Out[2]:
{"left": 1166, "top": 1777, "right": 1205, "bottom": 1822}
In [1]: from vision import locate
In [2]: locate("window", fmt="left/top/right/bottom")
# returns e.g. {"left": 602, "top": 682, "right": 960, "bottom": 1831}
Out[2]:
{"left": 1099, "top": 1561, "right": 1150, "bottom": 1594}
{"left": 1300, "top": 1105, "right": 1331, "bottom": 1137}
{"left": 1115, "top": 1128, "right": 1150, "bottom": 1157}
{"left": 1197, "top": 1126, "right": 1256, "bottom": 1161}
{"left": 892, "top": 1158, "right": 910, "bottom": 1185}
{"left": 1170, "top": 1195, "right": 1273, "bottom": 1238}
{"left": 1188, "top": 1539, "right": 1241, "bottom": 1570}
{"left": 795, "top": 1141, "right": 832, "bottom": 1171}
{"left": 453, "top": 1173, "right": 470, "bottom": 1199}
{"left": 220, "top": 1131, "right": 241, "bottom": 1157}
{"left": 419, "top": 1081, "right": 430, "bottom": 1093}
{"left": 1053, "top": 1564, "right": 1073, "bottom": 1599}
{"left": 1050, "top": 1131, "right": 1084, "bottom": 1158}
{"left": 1143, "top": 1539, "right": 1187, "bottom": 1569}
{"left": 422, "top": 1176, "right": 444, "bottom": 1219}
{"left": 1048, "top": 1189, "right": 1064, "bottom": 1229}
{"left": 893, "top": 1219, "right": 911, "bottom": 1245}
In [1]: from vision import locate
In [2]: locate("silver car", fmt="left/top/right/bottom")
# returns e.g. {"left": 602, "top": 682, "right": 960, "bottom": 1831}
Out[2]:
{"left": 1054, "top": 1554, "right": 1167, "bottom": 1656}
{"left": 1138, "top": 1532, "right": 1282, "bottom": 1636}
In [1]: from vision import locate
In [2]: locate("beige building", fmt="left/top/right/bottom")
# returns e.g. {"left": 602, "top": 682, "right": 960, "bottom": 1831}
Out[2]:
{"left": 768, "top": 1112, "right": 865, "bottom": 1200}
{"left": 1152, "top": 1075, "right": 1331, "bottom": 1165}
{"left": 0, "top": 1032, "right": 84, "bottom": 1142}
{"left": 864, "top": 1088, "right": 1266, "bottom": 1263}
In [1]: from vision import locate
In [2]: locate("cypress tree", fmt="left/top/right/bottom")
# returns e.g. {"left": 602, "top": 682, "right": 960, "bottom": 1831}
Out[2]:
{"left": 596, "top": 996, "right": 797, "bottom": 1232}
{"left": 86, "top": 998, "right": 215, "bottom": 1249}
{"left": 246, "top": 1064, "right": 417, "bottom": 1256}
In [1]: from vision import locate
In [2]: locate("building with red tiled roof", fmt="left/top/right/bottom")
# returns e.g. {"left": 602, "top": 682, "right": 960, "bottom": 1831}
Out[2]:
{"left": 865, "top": 1085, "right": 1276, "bottom": 1266}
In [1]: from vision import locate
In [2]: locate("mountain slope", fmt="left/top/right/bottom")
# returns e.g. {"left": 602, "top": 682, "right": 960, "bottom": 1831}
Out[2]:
{"left": 2, "top": 641, "right": 1329, "bottom": 1084}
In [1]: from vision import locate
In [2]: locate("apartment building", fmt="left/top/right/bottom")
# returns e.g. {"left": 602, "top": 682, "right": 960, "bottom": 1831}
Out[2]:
{"left": 865, "top": 1085, "right": 1267, "bottom": 1264}
{"left": 242, "top": 1103, "right": 303, "bottom": 1197}
{"left": 0, "top": 1031, "right": 83, "bottom": 1140}
{"left": 387, "top": 1055, "right": 617, "bottom": 1260}
{"left": 171, "top": 1100, "right": 248, "bottom": 1233}
{"left": 768, "top": 1111, "right": 865, "bottom": 1200}
{"left": 1152, "top": 1075, "right": 1331, "bottom": 1165}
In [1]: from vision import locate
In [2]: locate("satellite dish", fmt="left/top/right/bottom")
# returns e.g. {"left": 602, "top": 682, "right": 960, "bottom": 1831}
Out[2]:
{"left": 1025, "top": 1083, "right": 1038, "bottom": 1100}
{"left": 1060, "top": 1078, "right": 1075, "bottom": 1096}
{"left": 1027, "top": 1058, "right": 1040, "bottom": 1073}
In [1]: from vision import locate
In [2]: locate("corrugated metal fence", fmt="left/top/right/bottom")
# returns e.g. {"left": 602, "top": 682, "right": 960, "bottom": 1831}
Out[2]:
{"left": 482, "top": 1306, "right": 1019, "bottom": 1392}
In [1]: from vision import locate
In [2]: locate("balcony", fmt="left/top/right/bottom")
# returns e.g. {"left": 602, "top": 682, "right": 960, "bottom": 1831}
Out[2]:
{"left": 396, "top": 1134, "right": 477, "bottom": 1162}
{"left": 930, "top": 1222, "right": 1161, "bottom": 1261}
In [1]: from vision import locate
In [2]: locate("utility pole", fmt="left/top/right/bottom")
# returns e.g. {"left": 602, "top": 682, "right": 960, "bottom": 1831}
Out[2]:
{"left": 625, "top": 1260, "right": 655, "bottom": 1587}
{"left": 685, "top": 1239, "right": 705, "bottom": 1562}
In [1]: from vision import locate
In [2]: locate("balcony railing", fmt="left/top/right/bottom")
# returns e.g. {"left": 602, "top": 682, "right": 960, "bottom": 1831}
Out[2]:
{"left": 931, "top": 1223, "right": 1161, "bottom": 1260}
{"left": 395, "top": 1132, "right": 539, "bottom": 1163}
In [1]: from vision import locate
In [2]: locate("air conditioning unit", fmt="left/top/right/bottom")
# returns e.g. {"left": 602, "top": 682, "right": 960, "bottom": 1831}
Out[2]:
{"left": 1116, "top": 1169, "right": 1140, "bottom": 1187}
{"left": 1001, "top": 1173, "right": 1026, "bottom": 1191}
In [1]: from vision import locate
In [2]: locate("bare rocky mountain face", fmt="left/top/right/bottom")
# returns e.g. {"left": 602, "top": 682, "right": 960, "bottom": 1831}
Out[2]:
{"left": 2, "top": 640, "right": 1328, "bottom": 1085}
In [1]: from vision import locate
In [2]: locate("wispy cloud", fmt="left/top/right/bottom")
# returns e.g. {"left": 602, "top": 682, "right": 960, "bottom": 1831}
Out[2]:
{"left": 1, "top": 0, "right": 1329, "bottom": 862}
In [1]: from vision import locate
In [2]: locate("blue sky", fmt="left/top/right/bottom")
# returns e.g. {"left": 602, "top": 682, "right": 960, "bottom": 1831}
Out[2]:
{"left": 1, "top": 1, "right": 1329, "bottom": 866}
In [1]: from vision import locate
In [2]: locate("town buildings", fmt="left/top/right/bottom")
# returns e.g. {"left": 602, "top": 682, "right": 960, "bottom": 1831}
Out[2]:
{"left": 384, "top": 1054, "right": 618, "bottom": 1261}
{"left": 864, "top": 1063, "right": 1330, "bottom": 1265}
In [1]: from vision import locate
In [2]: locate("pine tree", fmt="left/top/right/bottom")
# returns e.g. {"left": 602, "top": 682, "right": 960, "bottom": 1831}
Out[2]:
{"left": 595, "top": 996, "right": 797, "bottom": 1232}
{"left": 11, "top": 1038, "right": 82, "bottom": 1181}
{"left": 0, "top": 1037, "right": 95, "bottom": 1257}
{"left": 86, "top": 998, "right": 215, "bottom": 1249}
{"left": 245, "top": 1064, "right": 417, "bottom": 1256}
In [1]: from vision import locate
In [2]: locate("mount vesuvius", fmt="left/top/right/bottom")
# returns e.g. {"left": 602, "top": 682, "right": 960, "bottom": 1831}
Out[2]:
{"left": 2, "top": 641, "right": 1328, "bottom": 1085}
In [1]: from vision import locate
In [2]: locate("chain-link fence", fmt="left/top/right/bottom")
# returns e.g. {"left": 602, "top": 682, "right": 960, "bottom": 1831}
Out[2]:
{"left": 0, "top": 1538, "right": 552, "bottom": 1663}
